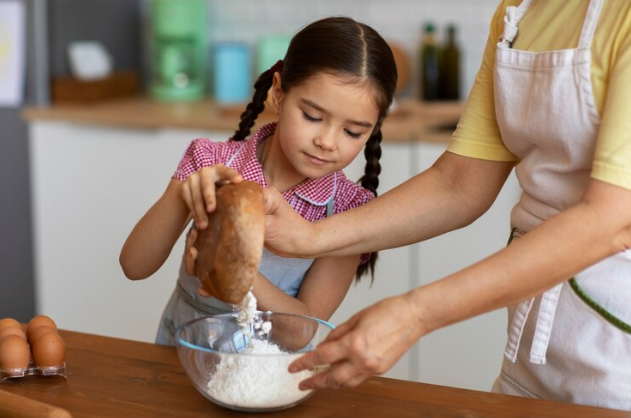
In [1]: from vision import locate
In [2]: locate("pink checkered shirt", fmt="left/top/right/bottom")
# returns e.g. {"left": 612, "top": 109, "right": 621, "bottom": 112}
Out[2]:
{"left": 173, "top": 122, "right": 375, "bottom": 264}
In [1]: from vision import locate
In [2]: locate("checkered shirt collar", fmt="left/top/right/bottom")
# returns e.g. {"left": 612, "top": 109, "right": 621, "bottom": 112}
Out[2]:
{"left": 245, "top": 122, "right": 338, "bottom": 206}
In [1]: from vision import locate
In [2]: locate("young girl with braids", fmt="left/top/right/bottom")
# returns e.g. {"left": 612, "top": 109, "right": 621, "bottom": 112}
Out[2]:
{"left": 119, "top": 16, "right": 397, "bottom": 345}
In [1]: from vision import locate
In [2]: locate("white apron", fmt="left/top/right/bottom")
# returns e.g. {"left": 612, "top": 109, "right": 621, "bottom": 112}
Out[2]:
{"left": 491, "top": 0, "right": 631, "bottom": 410}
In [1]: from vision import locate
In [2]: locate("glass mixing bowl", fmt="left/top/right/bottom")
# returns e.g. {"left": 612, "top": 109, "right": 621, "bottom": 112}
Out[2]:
{"left": 175, "top": 312, "right": 334, "bottom": 412}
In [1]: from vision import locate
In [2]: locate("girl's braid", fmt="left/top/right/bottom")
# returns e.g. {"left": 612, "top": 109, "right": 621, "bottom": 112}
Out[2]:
{"left": 231, "top": 69, "right": 275, "bottom": 141}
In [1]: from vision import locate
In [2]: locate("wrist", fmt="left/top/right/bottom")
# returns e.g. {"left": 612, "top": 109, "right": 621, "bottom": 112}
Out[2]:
{"left": 403, "top": 286, "right": 435, "bottom": 338}
{"left": 308, "top": 220, "right": 325, "bottom": 257}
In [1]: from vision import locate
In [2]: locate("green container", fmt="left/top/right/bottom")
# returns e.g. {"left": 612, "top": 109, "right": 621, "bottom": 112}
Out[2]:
{"left": 256, "top": 35, "right": 291, "bottom": 76}
{"left": 149, "top": 0, "right": 208, "bottom": 102}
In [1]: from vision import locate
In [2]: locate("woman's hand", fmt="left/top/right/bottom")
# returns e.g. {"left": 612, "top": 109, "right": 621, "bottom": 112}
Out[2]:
{"left": 264, "top": 186, "right": 318, "bottom": 258}
{"left": 181, "top": 165, "right": 243, "bottom": 230}
{"left": 288, "top": 293, "right": 427, "bottom": 390}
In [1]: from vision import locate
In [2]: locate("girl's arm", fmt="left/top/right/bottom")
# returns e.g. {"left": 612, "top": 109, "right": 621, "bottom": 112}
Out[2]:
{"left": 120, "top": 179, "right": 190, "bottom": 280}
{"left": 265, "top": 151, "right": 514, "bottom": 258}
{"left": 251, "top": 255, "right": 359, "bottom": 321}
{"left": 120, "top": 165, "right": 242, "bottom": 280}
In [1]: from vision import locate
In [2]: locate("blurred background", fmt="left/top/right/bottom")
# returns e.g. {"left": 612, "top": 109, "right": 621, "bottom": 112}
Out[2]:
{"left": 0, "top": 0, "right": 515, "bottom": 393}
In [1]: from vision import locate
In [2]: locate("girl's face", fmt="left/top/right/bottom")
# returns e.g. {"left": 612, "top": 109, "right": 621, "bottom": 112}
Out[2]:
{"left": 269, "top": 72, "right": 380, "bottom": 182}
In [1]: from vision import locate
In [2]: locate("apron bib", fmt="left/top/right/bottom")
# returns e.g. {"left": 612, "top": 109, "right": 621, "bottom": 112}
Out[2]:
{"left": 491, "top": 0, "right": 631, "bottom": 410}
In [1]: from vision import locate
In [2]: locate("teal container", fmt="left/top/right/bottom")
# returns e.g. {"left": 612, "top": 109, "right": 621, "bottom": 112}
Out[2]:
{"left": 213, "top": 42, "right": 251, "bottom": 105}
{"left": 149, "top": 0, "right": 208, "bottom": 102}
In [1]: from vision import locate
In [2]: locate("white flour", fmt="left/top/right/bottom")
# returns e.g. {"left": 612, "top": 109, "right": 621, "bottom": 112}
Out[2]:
{"left": 206, "top": 290, "right": 313, "bottom": 408}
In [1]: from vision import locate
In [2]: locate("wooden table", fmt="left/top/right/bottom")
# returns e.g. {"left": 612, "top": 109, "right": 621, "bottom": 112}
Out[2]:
{"left": 0, "top": 330, "right": 626, "bottom": 418}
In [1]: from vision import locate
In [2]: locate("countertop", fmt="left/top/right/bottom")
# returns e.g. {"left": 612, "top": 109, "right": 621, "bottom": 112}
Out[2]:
{"left": 0, "top": 329, "right": 626, "bottom": 418}
{"left": 22, "top": 97, "right": 464, "bottom": 143}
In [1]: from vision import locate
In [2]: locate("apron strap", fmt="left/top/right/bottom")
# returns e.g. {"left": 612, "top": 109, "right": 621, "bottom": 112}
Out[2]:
{"left": 326, "top": 172, "right": 337, "bottom": 217}
{"left": 499, "top": 0, "right": 534, "bottom": 48}
{"left": 503, "top": 228, "right": 564, "bottom": 365}
{"left": 529, "top": 283, "right": 563, "bottom": 364}
{"left": 577, "top": 0, "right": 604, "bottom": 49}
{"left": 504, "top": 297, "right": 535, "bottom": 363}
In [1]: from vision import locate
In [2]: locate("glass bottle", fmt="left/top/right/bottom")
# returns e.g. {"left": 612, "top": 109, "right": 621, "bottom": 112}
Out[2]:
{"left": 440, "top": 25, "right": 461, "bottom": 101}
{"left": 419, "top": 22, "right": 440, "bottom": 101}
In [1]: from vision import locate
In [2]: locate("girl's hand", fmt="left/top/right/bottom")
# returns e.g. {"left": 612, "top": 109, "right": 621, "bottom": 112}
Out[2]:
{"left": 288, "top": 293, "right": 426, "bottom": 389}
{"left": 181, "top": 165, "right": 243, "bottom": 230}
{"left": 264, "top": 187, "right": 318, "bottom": 258}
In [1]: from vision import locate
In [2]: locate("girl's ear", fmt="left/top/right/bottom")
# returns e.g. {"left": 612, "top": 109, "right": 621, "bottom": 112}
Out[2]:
{"left": 270, "top": 72, "right": 284, "bottom": 114}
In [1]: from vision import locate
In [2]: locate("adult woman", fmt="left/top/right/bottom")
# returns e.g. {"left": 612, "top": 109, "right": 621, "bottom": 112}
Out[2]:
{"left": 264, "top": 0, "right": 631, "bottom": 410}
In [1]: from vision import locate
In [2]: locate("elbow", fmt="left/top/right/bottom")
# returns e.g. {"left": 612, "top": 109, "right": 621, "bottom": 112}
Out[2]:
{"left": 119, "top": 254, "right": 149, "bottom": 281}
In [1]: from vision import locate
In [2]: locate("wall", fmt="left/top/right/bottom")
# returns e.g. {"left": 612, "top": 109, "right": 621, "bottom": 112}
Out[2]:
{"left": 0, "top": 0, "right": 36, "bottom": 322}
{"left": 205, "top": 0, "right": 501, "bottom": 98}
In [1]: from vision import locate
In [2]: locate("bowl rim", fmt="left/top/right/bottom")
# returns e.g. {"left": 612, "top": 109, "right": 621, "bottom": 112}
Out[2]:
{"left": 174, "top": 312, "right": 335, "bottom": 356}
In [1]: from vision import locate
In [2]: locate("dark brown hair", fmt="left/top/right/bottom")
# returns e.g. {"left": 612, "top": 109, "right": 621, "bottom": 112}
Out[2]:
{"left": 233, "top": 17, "right": 397, "bottom": 281}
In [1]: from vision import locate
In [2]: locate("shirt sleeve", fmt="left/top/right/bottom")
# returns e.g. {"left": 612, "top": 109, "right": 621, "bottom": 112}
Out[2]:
{"left": 446, "top": 1, "right": 519, "bottom": 162}
{"left": 172, "top": 138, "right": 219, "bottom": 180}
{"left": 591, "top": 14, "right": 631, "bottom": 191}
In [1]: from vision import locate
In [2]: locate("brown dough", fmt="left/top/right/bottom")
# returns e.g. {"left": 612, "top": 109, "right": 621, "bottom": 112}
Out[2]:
{"left": 194, "top": 181, "right": 265, "bottom": 304}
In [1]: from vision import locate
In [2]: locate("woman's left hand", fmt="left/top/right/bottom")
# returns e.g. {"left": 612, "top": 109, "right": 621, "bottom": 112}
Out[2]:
{"left": 288, "top": 293, "right": 426, "bottom": 389}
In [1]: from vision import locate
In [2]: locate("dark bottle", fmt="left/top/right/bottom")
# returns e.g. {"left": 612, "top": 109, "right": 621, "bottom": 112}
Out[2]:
{"left": 419, "top": 22, "right": 440, "bottom": 101}
{"left": 440, "top": 25, "right": 461, "bottom": 101}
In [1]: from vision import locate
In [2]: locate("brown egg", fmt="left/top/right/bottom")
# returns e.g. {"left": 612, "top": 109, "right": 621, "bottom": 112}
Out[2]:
{"left": 0, "top": 318, "right": 22, "bottom": 332}
{"left": 32, "top": 331, "right": 65, "bottom": 367}
{"left": 0, "top": 326, "right": 27, "bottom": 341}
{"left": 0, "top": 334, "right": 31, "bottom": 370}
{"left": 27, "top": 325, "right": 56, "bottom": 345}
{"left": 26, "top": 315, "right": 57, "bottom": 341}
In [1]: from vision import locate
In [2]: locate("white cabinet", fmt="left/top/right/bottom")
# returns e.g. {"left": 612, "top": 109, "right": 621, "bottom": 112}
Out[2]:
{"left": 412, "top": 142, "right": 520, "bottom": 391}
{"left": 29, "top": 121, "right": 231, "bottom": 342}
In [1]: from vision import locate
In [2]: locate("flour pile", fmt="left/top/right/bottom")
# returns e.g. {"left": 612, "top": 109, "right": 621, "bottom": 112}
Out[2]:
{"left": 206, "top": 290, "right": 313, "bottom": 409}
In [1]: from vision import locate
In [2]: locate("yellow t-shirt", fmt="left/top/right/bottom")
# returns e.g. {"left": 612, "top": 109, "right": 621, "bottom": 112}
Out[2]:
{"left": 447, "top": 0, "right": 631, "bottom": 190}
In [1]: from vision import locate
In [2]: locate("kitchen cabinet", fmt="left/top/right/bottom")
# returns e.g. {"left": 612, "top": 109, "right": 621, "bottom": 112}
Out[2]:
{"left": 28, "top": 122, "right": 213, "bottom": 343}
{"left": 412, "top": 142, "right": 520, "bottom": 391}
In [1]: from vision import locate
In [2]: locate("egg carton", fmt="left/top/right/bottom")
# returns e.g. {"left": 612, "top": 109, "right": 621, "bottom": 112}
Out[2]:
{"left": 0, "top": 359, "right": 67, "bottom": 382}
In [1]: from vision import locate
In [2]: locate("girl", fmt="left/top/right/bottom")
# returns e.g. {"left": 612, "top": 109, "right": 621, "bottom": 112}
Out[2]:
{"left": 119, "top": 16, "right": 397, "bottom": 346}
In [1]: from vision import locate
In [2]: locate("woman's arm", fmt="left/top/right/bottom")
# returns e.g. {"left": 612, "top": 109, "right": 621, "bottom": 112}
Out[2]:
{"left": 412, "top": 178, "right": 631, "bottom": 334}
{"left": 265, "top": 151, "right": 514, "bottom": 258}
{"left": 251, "top": 255, "right": 359, "bottom": 321}
{"left": 289, "top": 178, "right": 631, "bottom": 389}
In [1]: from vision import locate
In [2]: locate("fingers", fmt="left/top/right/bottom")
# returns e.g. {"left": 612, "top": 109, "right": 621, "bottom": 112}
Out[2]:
{"left": 182, "top": 174, "right": 209, "bottom": 229}
{"left": 297, "top": 361, "right": 369, "bottom": 390}
{"left": 263, "top": 186, "right": 283, "bottom": 215}
{"left": 213, "top": 164, "right": 243, "bottom": 185}
{"left": 184, "top": 233, "right": 198, "bottom": 277}
{"left": 199, "top": 170, "right": 218, "bottom": 214}
{"left": 322, "top": 319, "right": 355, "bottom": 343}
{"left": 289, "top": 337, "right": 351, "bottom": 374}
{"left": 183, "top": 166, "right": 244, "bottom": 228}
{"left": 197, "top": 287, "right": 211, "bottom": 298}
